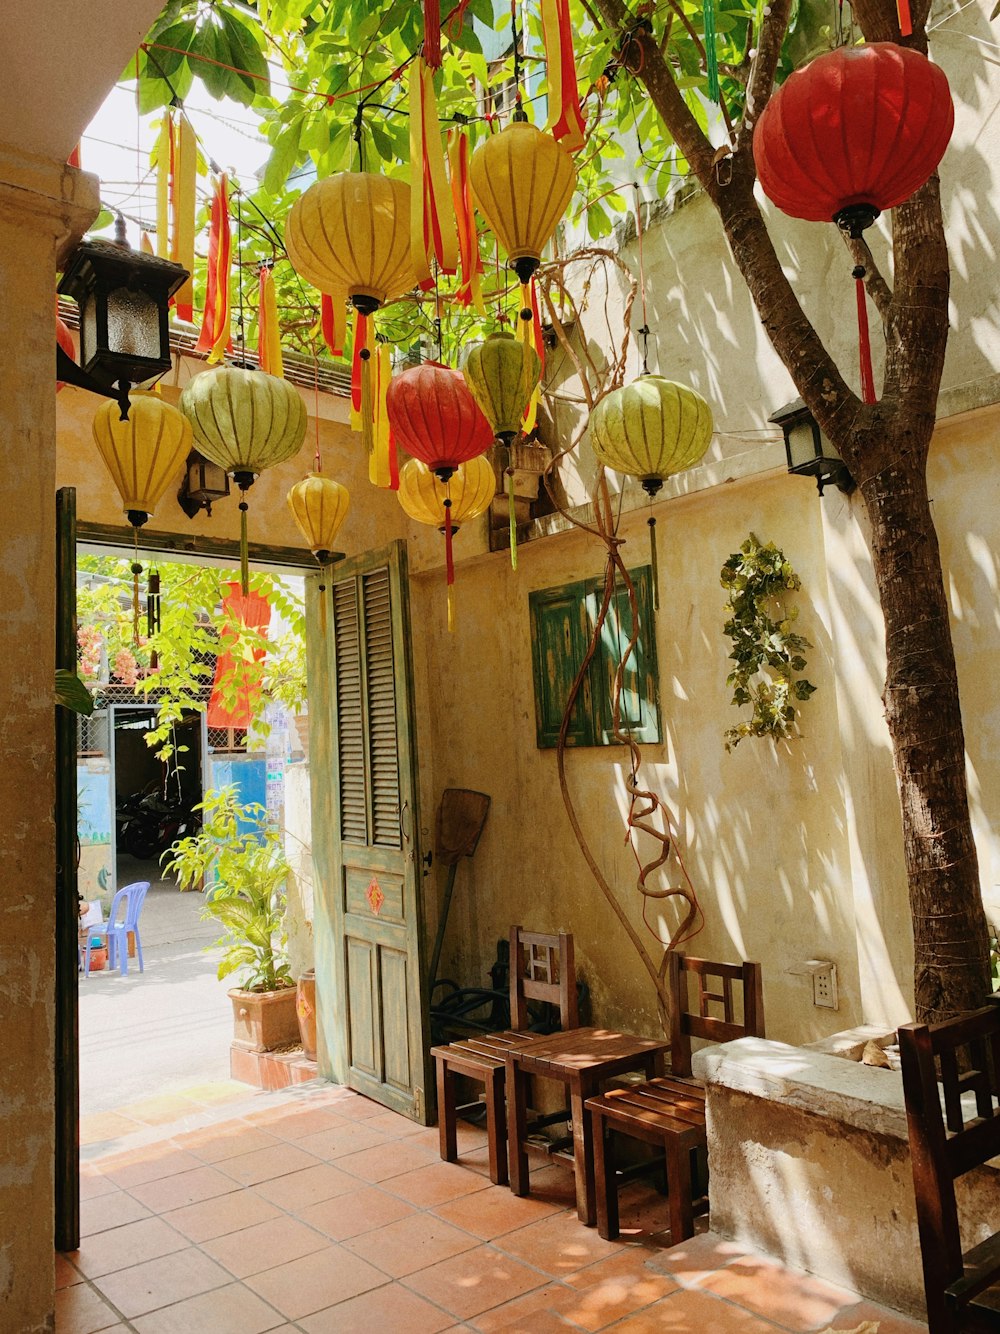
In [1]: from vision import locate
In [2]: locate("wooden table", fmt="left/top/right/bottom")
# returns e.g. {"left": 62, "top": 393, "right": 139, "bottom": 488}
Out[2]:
{"left": 505, "top": 1026, "right": 671, "bottom": 1225}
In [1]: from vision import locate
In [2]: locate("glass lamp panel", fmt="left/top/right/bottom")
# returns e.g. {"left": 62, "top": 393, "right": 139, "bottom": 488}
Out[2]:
{"left": 787, "top": 420, "right": 821, "bottom": 470}
{"left": 80, "top": 290, "right": 98, "bottom": 367}
{"left": 107, "top": 287, "right": 160, "bottom": 359}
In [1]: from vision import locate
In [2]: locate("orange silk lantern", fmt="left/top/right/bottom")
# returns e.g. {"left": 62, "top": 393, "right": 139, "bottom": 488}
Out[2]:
{"left": 385, "top": 362, "right": 494, "bottom": 482}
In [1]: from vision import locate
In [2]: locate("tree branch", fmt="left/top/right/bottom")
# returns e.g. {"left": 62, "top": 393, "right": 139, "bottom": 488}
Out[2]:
{"left": 741, "top": 0, "right": 793, "bottom": 152}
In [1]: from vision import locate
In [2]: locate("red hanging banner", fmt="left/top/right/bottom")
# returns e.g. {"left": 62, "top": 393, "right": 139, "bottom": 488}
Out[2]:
{"left": 206, "top": 584, "right": 271, "bottom": 730}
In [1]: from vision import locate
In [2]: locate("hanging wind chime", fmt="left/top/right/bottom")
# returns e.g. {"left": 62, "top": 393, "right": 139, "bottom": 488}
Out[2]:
{"left": 92, "top": 391, "right": 193, "bottom": 644}
{"left": 753, "top": 43, "right": 954, "bottom": 405}
{"left": 397, "top": 455, "right": 497, "bottom": 631}
{"left": 589, "top": 378, "right": 714, "bottom": 609}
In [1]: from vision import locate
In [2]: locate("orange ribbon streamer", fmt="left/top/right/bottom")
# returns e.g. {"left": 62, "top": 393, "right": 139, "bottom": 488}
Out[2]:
{"left": 409, "top": 56, "right": 458, "bottom": 289}
{"left": 540, "top": 0, "right": 587, "bottom": 152}
{"left": 196, "top": 174, "right": 233, "bottom": 364}
{"left": 320, "top": 292, "right": 346, "bottom": 358}
{"left": 447, "top": 128, "right": 485, "bottom": 312}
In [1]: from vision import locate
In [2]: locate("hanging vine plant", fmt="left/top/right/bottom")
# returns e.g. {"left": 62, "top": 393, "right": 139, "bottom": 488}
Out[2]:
{"left": 720, "top": 534, "right": 816, "bottom": 750}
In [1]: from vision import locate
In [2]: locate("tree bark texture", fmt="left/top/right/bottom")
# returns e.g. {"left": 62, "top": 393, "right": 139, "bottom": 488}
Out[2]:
{"left": 592, "top": 0, "right": 991, "bottom": 1019}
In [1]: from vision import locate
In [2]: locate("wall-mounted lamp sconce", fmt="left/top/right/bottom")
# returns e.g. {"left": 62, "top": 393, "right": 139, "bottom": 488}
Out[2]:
{"left": 769, "top": 397, "right": 855, "bottom": 497}
{"left": 177, "top": 449, "right": 230, "bottom": 519}
{"left": 57, "top": 217, "right": 188, "bottom": 420}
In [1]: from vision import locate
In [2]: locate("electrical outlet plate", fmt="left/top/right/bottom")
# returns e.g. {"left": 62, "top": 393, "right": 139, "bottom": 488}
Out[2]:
{"left": 811, "top": 962, "right": 838, "bottom": 1009}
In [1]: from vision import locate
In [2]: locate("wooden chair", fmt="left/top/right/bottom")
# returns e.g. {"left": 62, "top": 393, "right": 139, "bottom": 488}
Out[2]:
{"left": 432, "top": 927, "right": 579, "bottom": 1185}
{"left": 585, "top": 950, "right": 765, "bottom": 1241}
{"left": 898, "top": 1001, "right": 1000, "bottom": 1332}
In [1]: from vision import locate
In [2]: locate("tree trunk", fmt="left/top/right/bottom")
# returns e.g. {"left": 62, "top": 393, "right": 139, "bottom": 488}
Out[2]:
{"left": 858, "top": 431, "right": 991, "bottom": 1021}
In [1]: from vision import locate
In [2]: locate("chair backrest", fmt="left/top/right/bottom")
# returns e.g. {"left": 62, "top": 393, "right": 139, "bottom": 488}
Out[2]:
{"left": 509, "top": 927, "right": 578, "bottom": 1032}
{"left": 122, "top": 881, "right": 151, "bottom": 930}
{"left": 105, "top": 883, "right": 133, "bottom": 928}
{"left": 898, "top": 1002, "right": 1000, "bottom": 1332}
{"left": 667, "top": 950, "right": 765, "bottom": 1078}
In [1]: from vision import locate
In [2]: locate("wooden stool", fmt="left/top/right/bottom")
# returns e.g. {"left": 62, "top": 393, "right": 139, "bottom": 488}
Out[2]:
{"left": 586, "top": 1076, "right": 706, "bottom": 1241}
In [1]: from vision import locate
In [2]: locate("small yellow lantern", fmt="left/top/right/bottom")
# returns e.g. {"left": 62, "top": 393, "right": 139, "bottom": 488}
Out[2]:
{"left": 287, "top": 473, "right": 350, "bottom": 564}
{"left": 285, "top": 172, "right": 416, "bottom": 315}
{"left": 179, "top": 365, "right": 307, "bottom": 592}
{"left": 398, "top": 455, "right": 496, "bottom": 632}
{"left": 590, "top": 377, "right": 714, "bottom": 609}
{"left": 469, "top": 118, "right": 576, "bottom": 283}
{"left": 462, "top": 332, "right": 541, "bottom": 446}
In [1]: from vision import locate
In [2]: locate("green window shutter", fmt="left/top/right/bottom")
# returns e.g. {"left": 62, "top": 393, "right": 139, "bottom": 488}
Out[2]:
{"left": 529, "top": 580, "right": 595, "bottom": 748}
{"left": 529, "top": 566, "right": 660, "bottom": 750}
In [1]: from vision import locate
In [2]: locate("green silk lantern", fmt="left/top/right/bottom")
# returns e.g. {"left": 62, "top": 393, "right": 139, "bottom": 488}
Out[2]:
{"left": 463, "top": 332, "right": 541, "bottom": 569}
{"left": 590, "top": 376, "right": 714, "bottom": 607}
{"left": 179, "top": 366, "right": 307, "bottom": 593}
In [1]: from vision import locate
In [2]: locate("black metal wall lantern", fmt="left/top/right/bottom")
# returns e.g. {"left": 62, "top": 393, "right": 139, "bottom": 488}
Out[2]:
{"left": 56, "top": 217, "right": 188, "bottom": 421}
{"left": 770, "top": 397, "right": 855, "bottom": 497}
{"left": 177, "top": 449, "right": 230, "bottom": 519}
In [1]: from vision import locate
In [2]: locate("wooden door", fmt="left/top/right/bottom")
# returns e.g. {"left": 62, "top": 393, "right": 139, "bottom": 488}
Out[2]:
{"left": 307, "top": 540, "right": 431, "bottom": 1122}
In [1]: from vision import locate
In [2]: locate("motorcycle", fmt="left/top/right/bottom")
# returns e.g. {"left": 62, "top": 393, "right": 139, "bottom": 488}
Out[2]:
{"left": 116, "top": 784, "right": 200, "bottom": 861}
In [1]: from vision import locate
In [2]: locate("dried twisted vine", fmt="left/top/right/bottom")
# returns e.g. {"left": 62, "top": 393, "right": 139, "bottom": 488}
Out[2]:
{"left": 534, "top": 253, "right": 704, "bottom": 1037}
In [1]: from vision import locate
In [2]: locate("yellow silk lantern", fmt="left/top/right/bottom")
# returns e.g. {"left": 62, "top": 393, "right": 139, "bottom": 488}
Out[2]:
{"left": 92, "top": 391, "right": 192, "bottom": 643}
{"left": 398, "top": 455, "right": 496, "bottom": 633}
{"left": 287, "top": 473, "right": 350, "bottom": 563}
{"left": 285, "top": 172, "right": 416, "bottom": 315}
{"left": 462, "top": 332, "right": 541, "bottom": 446}
{"left": 469, "top": 118, "right": 576, "bottom": 283}
{"left": 591, "top": 377, "right": 714, "bottom": 610}
{"left": 179, "top": 365, "right": 307, "bottom": 593}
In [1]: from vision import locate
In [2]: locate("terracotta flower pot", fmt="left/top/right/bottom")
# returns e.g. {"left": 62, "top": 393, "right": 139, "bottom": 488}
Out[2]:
{"left": 229, "top": 985, "right": 299, "bottom": 1053}
{"left": 296, "top": 969, "right": 318, "bottom": 1061}
{"left": 88, "top": 946, "right": 108, "bottom": 973}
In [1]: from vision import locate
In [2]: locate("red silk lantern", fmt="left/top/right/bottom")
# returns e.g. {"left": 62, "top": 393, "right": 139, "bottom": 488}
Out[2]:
{"left": 386, "top": 362, "right": 494, "bottom": 482}
{"left": 753, "top": 44, "right": 953, "bottom": 403}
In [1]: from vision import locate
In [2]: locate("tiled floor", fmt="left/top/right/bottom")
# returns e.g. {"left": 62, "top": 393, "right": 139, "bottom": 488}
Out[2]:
{"left": 59, "top": 1081, "right": 929, "bottom": 1332}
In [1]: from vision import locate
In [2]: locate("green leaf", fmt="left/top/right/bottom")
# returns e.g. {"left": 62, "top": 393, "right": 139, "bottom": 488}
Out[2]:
{"left": 55, "top": 669, "right": 95, "bottom": 716}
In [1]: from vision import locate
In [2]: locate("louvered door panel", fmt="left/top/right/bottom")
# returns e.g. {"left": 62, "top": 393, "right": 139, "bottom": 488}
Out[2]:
{"left": 309, "top": 541, "right": 430, "bottom": 1123}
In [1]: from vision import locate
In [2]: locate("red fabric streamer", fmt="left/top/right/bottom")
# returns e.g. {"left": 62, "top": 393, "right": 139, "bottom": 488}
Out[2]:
{"left": 896, "top": 0, "right": 912, "bottom": 35}
{"left": 195, "top": 174, "right": 232, "bottom": 361}
{"left": 531, "top": 277, "right": 545, "bottom": 379}
{"left": 321, "top": 293, "right": 343, "bottom": 357}
{"left": 448, "top": 129, "right": 484, "bottom": 310}
{"left": 351, "top": 312, "right": 368, "bottom": 413}
{"left": 388, "top": 427, "right": 400, "bottom": 491}
{"left": 206, "top": 584, "right": 271, "bottom": 730}
{"left": 67, "top": 143, "right": 82, "bottom": 169}
{"left": 855, "top": 275, "right": 876, "bottom": 404}
{"left": 541, "top": 0, "right": 587, "bottom": 152}
{"left": 424, "top": 0, "right": 442, "bottom": 68}
{"left": 444, "top": 501, "right": 455, "bottom": 586}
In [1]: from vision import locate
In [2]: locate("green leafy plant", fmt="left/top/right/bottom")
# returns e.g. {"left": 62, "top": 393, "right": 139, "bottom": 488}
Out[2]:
{"left": 55, "top": 669, "right": 95, "bottom": 716}
{"left": 720, "top": 534, "right": 816, "bottom": 750}
{"left": 163, "top": 785, "right": 293, "bottom": 993}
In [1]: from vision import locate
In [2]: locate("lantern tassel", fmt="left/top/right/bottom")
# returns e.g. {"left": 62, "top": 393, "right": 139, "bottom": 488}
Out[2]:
{"left": 447, "top": 582, "right": 456, "bottom": 634}
{"left": 896, "top": 0, "right": 912, "bottom": 36}
{"left": 370, "top": 343, "right": 394, "bottom": 487}
{"left": 703, "top": 0, "right": 720, "bottom": 104}
{"left": 648, "top": 516, "right": 660, "bottom": 612}
{"left": 854, "top": 266, "right": 876, "bottom": 405}
{"left": 507, "top": 470, "right": 519, "bottom": 571}
{"left": 239, "top": 500, "right": 250, "bottom": 597}
{"left": 444, "top": 497, "right": 456, "bottom": 633}
{"left": 424, "top": 0, "right": 442, "bottom": 68}
{"left": 318, "top": 575, "right": 328, "bottom": 637}
{"left": 360, "top": 346, "right": 375, "bottom": 459}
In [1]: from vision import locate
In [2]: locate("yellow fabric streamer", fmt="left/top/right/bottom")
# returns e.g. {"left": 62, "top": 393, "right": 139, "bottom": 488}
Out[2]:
{"left": 369, "top": 344, "right": 393, "bottom": 488}
{"left": 516, "top": 284, "right": 540, "bottom": 434}
{"left": 409, "top": 57, "right": 458, "bottom": 287}
{"left": 172, "top": 115, "right": 197, "bottom": 320}
{"left": 258, "top": 266, "right": 284, "bottom": 378}
{"left": 155, "top": 111, "right": 172, "bottom": 260}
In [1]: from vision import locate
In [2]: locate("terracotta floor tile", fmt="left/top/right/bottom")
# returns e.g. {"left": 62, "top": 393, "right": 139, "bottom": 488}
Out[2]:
{"left": 79, "top": 1171, "right": 122, "bottom": 1201}
{"left": 80, "top": 1190, "right": 152, "bottom": 1237}
{"left": 161, "top": 1185, "right": 281, "bottom": 1243}
{"left": 698, "top": 1256, "right": 862, "bottom": 1331}
{"left": 128, "top": 1164, "right": 240, "bottom": 1213}
{"left": 217, "top": 1141, "right": 322, "bottom": 1185}
{"left": 74, "top": 1216, "right": 189, "bottom": 1278}
{"left": 131, "top": 1280, "right": 287, "bottom": 1333}
{"left": 79, "top": 1110, "right": 141, "bottom": 1147}
{"left": 294, "top": 1119, "right": 391, "bottom": 1160}
{"left": 497, "top": 1211, "right": 626, "bottom": 1278}
{"left": 201, "top": 1214, "right": 332, "bottom": 1278}
{"left": 299, "top": 1280, "right": 456, "bottom": 1332}
{"left": 608, "top": 1286, "right": 786, "bottom": 1332}
{"left": 92, "top": 1246, "right": 230, "bottom": 1319}
{"left": 177, "top": 1124, "right": 283, "bottom": 1164}
{"left": 254, "top": 1161, "right": 358, "bottom": 1210}
{"left": 257, "top": 1106, "right": 347, "bottom": 1140}
{"left": 54, "top": 1281, "right": 127, "bottom": 1333}
{"left": 244, "top": 1243, "right": 388, "bottom": 1320}
{"left": 405, "top": 1243, "right": 548, "bottom": 1321}
{"left": 827, "top": 1300, "right": 928, "bottom": 1332}
{"left": 434, "top": 1185, "right": 563, "bottom": 1240}
{"left": 337, "top": 1137, "right": 438, "bottom": 1183}
{"left": 509, "top": 1160, "right": 579, "bottom": 1209}
{"left": 383, "top": 1159, "right": 494, "bottom": 1207}
{"left": 103, "top": 1149, "right": 204, "bottom": 1190}
{"left": 56, "top": 1250, "right": 84, "bottom": 1287}
{"left": 114, "top": 1093, "right": 203, "bottom": 1126}
{"left": 343, "top": 1209, "right": 478, "bottom": 1277}
{"left": 644, "top": 1230, "right": 752, "bottom": 1283}
{"left": 367, "top": 1108, "right": 435, "bottom": 1138}
{"left": 560, "top": 1253, "right": 679, "bottom": 1331}
{"left": 472, "top": 1282, "right": 581, "bottom": 1332}
{"left": 325, "top": 1091, "right": 385, "bottom": 1120}
{"left": 298, "top": 1184, "right": 417, "bottom": 1241}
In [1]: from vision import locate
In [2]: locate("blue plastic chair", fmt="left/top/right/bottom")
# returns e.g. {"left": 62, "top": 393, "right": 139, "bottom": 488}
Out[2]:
{"left": 81, "top": 881, "right": 150, "bottom": 978}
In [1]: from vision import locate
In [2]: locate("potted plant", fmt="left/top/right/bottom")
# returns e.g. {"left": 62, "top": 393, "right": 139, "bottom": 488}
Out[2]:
{"left": 163, "top": 785, "right": 299, "bottom": 1052}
